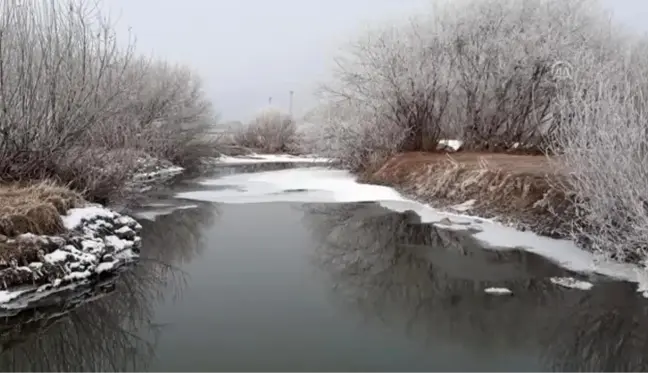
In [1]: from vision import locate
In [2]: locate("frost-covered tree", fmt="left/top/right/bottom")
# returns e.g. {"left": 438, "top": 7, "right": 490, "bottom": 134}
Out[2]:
{"left": 0, "top": 0, "right": 218, "bottom": 201}
{"left": 310, "top": 0, "right": 621, "bottom": 167}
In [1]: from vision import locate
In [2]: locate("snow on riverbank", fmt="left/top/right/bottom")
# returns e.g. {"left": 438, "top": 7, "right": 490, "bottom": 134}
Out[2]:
{"left": 0, "top": 205, "right": 141, "bottom": 309}
{"left": 175, "top": 165, "right": 648, "bottom": 298}
{"left": 132, "top": 165, "right": 184, "bottom": 182}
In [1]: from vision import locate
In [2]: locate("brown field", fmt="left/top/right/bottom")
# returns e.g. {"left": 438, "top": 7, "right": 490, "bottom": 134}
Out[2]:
{"left": 364, "top": 151, "right": 573, "bottom": 238}
{"left": 0, "top": 181, "right": 83, "bottom": 238}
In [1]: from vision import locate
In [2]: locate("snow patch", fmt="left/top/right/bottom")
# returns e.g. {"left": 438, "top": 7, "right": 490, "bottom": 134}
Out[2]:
{"left": 450, "top": 199, "right": 476, "bottom": 212}
{"left": 104, "top": 235, "right": 126, "bottom": 251}
{"left": 437, "top": 139, "right": 464, "bottom": 151}
{"left": 115, "top": 226, "right": 133, "bottom": 235}
{"left": 0, "top": 289, "right": 29, "bottom": 304}
{"left": 132, "top": 165, "right": 184, "bottom": 181}
{"left": 43, "top": 250, "right": 69, "bottom": 263}
{"left": 62, "top": 206, "right": 116, "bottom": 230}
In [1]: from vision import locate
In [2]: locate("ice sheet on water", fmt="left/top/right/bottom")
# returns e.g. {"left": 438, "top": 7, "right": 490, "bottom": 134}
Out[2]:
{"left": 216, "top": 154, "right": 331, "bottom": 165}
{"left": 177, "top": 167, "right": 405, "bottom": 204}
{"left": 132, "top": 204, "right": 199, "bottom": 221}
{"left": 175, "top": 166, "right": 648, "bottom": 296}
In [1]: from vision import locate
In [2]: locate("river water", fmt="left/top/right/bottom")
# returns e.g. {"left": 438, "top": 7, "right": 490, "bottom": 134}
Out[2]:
{"left": 1, "top": 162, "right": 647, "bottom": 371}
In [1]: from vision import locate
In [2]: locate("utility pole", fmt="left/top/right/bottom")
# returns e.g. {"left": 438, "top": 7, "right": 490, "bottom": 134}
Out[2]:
{"left": 288, "top": 90, "right": 294, "bottom": 116}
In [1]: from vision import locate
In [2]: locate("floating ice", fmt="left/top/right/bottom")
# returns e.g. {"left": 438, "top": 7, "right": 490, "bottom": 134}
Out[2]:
{"left": 484, "top": 287, "right": 513, "bottom": 295}
{"left": 550, "top": 277, "right": 594, "bottom": 290}
{"left": 215, "top": 154, "right": 330, "bottom": 165}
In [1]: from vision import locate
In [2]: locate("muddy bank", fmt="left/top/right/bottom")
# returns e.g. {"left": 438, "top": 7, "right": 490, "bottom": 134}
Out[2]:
{"left": 361, "top": 152, "right": 576, "bottom": 239}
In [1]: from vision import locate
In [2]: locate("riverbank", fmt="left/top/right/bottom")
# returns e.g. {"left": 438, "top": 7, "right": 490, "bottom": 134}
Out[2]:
{"left": 0, "top": 149, "right": 331, "bottom": 309}
{"left": 0, "top": 182, "right": 142, "bottom": 310}
{"left": 0, "top": 154, "right": 190, "bottom": 310}
{"left": 359, "top": 151, "right": 576, "bottom": 239}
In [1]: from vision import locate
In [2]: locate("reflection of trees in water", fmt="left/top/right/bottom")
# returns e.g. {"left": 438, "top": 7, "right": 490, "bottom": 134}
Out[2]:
{"left": 139, "top": 202, "right": 217, "bottom": 267}
{"left": 542, "top": 281, "right": 648, "bottom": 371}
{"left": 0, "top": 203, "right": 217, "bottom": 371}
{"left": 303, "top": 203, "right": 648, "bottom": 369}
{"left": 304, "top": 203, "right": 573, "bottom": 349}
{"left": 0, "top": 267, "right": 167, "bottom": 371}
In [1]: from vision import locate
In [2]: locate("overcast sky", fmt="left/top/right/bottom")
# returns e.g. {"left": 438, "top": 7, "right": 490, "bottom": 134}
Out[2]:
{"left": 103, "top": 0, "right": 648, "bottom": 123}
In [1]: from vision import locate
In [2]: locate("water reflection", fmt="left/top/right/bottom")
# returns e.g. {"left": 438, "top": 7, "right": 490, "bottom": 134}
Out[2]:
{"left": 303, "top": 202, "right": 648, "bottom": 371}
{"left": 544, "top": 282, "right": 648, "bottom": 371}
{"left": 138, "top": 201, "right": 217, "bottom": 266}
{"left": 0, "top": 203, "right": 217, "bottom": 371}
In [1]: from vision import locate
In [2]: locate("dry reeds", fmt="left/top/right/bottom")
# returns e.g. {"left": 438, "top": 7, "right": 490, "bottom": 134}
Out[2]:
{"left": 368, "top": 153, "right": 573, "bottom": 237}
{"left": 0, "top": 181, "right": 83, "bottom": 237}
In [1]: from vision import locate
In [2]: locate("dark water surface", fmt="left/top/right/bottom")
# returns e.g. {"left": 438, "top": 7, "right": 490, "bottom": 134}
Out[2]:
{"left": 1, "top": 164, "right": 647, "bottom": 371}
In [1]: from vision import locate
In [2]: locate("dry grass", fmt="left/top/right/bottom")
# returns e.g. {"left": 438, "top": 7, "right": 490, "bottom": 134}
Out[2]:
{"left": 365, "top": 152, "right": 575, "bottom": 237}
{"left": 0, "top": 181, "right": 83, "bottom": 238}
{"left": 368, "top": 152, "right": 554, "bottom": 182}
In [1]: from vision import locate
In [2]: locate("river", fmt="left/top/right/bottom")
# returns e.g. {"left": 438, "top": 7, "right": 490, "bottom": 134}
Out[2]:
{"left": 1, "top": 162, "right": 647, "bottom": 371}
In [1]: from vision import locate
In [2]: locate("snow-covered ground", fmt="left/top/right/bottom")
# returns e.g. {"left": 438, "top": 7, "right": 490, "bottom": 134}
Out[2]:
{"left": 175, "top": 165, "right": 648, "bottom": 298}
{"left": 0, "top": 205, "right": 141, "bottom": 309}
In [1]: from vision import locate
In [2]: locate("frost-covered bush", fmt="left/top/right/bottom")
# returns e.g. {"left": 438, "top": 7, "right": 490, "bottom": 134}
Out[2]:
{"left": 311, "top": 0, "right": 624, "bottom": 167}
{"left": 304, "top": 101, "right": 407, "bottom": 171}
{"left": 548, "top": 34, "right": 648, "bottom": 262}
{"left": 233, "top": 107, "right": 298, "bottom": 153}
